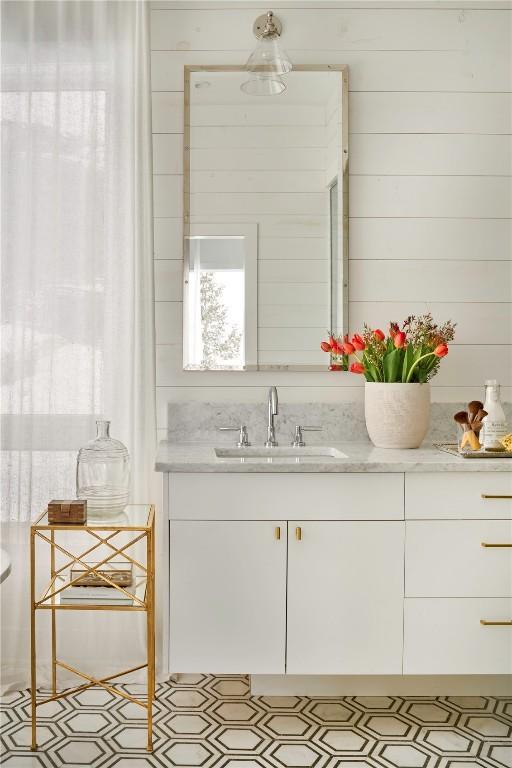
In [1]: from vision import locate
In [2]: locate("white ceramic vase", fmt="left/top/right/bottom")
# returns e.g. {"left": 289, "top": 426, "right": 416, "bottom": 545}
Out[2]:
{"left": 364, "top": 382, "right": 431, "bottom": 449}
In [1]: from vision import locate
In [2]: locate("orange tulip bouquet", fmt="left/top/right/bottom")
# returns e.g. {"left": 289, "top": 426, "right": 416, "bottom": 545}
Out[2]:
{"left": 321, "top": 314, "right": 456, "bottom": 383}
{"left": 322, "top": 315, "right": 457, "bottom": 448}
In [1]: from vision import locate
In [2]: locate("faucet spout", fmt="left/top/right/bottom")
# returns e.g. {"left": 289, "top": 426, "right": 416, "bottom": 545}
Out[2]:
{"left": 265, "top": 386, "right": 279, "bottom": 447}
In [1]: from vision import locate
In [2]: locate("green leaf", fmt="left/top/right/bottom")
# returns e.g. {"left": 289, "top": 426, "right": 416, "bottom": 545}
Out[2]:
{"left": 401, "top": 344, "right": 414, "bottom": 382}
{"left": 383, "top": 348, "right": 402, "bottom": 383}
{"left": 366, "top": 362, "right": 380, "bottom": 382}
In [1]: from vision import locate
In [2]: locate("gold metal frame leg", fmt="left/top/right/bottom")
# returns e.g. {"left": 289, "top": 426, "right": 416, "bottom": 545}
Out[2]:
{"left": 146, "top": 527, "right": 154, "bottom": 751}
{"left": 151, "top": 520, "right": 156, "bottom": 701}
{"left": 30, "top": 528, "right": 37, "bottom": 751}
{"left": 50, "top": 530, "right": 57, "bottom": 695}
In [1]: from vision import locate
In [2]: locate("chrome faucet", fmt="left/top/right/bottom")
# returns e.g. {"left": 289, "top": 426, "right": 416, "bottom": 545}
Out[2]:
{"left": 265, "top": 386, "right": 279, "bottom": 447}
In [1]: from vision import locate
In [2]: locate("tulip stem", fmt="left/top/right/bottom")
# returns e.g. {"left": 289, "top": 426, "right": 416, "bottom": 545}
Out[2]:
{"left": 405, "top": 352, "right": 435, "bottom": 384}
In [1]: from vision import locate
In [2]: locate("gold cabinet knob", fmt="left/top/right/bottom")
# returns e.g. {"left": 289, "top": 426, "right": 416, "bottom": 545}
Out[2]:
{"left": 295, "top": 526, "right": 302, "bottom": 541}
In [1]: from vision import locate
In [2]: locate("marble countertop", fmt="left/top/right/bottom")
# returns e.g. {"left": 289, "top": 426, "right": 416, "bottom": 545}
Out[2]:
{"left": 155, "top": 441, "right": 512, "bottom": 473}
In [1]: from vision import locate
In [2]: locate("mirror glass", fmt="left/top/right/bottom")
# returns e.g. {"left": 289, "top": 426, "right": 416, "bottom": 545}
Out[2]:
{"left": 183, "top": 67, "right": 348, "bottom": 371}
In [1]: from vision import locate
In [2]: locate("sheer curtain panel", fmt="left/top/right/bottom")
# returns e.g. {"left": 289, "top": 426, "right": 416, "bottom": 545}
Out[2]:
{"left": 1, "top": 1, "right": 156, "bottom": 691}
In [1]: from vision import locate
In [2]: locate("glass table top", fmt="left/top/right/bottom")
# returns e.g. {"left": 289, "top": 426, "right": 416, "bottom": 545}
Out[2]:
{"left": 33, "top": 504, "right": 153, "bottom": 529}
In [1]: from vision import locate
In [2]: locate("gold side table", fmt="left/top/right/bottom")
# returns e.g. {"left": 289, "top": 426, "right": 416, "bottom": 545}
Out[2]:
{"left": 30, "top": 504, "right": 155, "bottom": 751}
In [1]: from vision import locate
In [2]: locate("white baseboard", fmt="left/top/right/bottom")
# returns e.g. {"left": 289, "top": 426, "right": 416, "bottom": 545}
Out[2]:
{"left": 250, "top": 674, "right": 512, "bottom": 696}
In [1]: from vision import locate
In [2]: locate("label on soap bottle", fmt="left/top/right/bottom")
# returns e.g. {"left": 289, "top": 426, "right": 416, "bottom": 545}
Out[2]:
{"left": 482, "top": 380, "right": 508, "bottom": 450}
{"left": 482, "top": 418, "right": 508, "bottom": 449}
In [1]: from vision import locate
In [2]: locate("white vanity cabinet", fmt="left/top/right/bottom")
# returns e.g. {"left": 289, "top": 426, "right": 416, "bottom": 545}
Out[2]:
{"left": 167, "top": 469, "right": 512, "bottom": 678}
{"left": 287, "top": 521, "right": 404, "bottom": 674}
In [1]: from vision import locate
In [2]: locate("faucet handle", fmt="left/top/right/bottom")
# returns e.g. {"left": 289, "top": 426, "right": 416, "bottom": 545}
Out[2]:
{"left": 291, "top": 425, "right": 322, "bottom": 448}
{"left": 218, "top": 425, "right": 250, "bottom": 447}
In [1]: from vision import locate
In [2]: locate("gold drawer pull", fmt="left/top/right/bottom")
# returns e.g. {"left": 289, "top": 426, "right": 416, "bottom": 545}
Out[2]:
{"left": 275, "top": 526, "right": 281, "bottom": 541}
{"left": 480, "top": 620, "right": 512, "bottom": 626}
{"left": 295, "top": 526, "right": 302, "bottom": 541}
{"left": 481, "top": 494, "right": 512, "bottom": 499}
{"left": 481, "top": 542, "right": 512, "bottom": 548}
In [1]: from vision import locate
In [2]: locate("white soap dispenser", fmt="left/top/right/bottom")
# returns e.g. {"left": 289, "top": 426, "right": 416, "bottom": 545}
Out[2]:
{"left": 482, "top": 380, "right": 508, "bottom": 450}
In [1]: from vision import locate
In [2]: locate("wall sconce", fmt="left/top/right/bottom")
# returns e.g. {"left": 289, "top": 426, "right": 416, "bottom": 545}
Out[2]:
{"left": 241, "top": 11, "right": 292, "bottom": 96}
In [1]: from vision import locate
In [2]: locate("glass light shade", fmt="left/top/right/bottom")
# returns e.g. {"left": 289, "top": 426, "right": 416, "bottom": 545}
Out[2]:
{"left": 240, "top": 74, "right": 286, "bottom": 96}
{"left": 245, "top": 36, "right": 292, "bottom": 75}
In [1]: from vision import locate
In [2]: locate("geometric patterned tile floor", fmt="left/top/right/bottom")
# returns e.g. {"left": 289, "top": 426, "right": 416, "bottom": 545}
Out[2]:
{"left": 1, "top": 675, "right": 511, "bottom": 768}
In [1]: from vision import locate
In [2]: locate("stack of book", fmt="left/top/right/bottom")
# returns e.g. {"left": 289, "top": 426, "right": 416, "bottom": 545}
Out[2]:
{"left": 60, "top": 585, "right": 133, "bottom": 606}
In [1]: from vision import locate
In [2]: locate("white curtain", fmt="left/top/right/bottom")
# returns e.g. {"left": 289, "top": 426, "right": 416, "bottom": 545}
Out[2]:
{"left": 1, "top": 0, "right": 158, "bottom": 691}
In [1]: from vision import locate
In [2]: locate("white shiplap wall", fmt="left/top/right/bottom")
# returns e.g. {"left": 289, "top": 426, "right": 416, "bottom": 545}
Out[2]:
{"left": 151, "top": 2, "right": 512, "bottom": 433}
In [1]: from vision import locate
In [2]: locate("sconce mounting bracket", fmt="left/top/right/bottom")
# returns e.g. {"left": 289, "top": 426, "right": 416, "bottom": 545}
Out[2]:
{"left": 253, "top": 11, "right": 282, "bottom": 40}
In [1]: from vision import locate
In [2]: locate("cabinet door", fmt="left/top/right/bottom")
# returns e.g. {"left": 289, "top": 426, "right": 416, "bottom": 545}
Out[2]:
{"left": 170, "top": 520, "right": 286, "bottom": 673}
{"left": 287, "top": 522, "right": 404, "bottom": 674}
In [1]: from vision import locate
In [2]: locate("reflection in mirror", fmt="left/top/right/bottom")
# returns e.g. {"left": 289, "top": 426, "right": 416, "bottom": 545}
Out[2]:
{"left": 183, "top": 224, "right": 257, "bottom": 370}
{"left": 184, "top": 66, "right": 348, "bottom": 371}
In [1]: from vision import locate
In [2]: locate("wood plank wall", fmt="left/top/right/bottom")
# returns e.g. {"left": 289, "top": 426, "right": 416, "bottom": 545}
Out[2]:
{"left": 150, "top": 2, "right": 512, "bottom": 434}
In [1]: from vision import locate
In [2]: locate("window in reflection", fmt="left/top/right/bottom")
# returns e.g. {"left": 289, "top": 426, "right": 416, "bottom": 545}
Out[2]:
{"left": 185, "top": 236, "right": 246, "bottom": 370}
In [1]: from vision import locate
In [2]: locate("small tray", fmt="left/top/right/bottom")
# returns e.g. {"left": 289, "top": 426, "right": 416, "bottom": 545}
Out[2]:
{"left": 435, "top": 443, "right": 512, "bottom": 459}
{"left": 70, "top": 561, "right": 133, "bottom": 587}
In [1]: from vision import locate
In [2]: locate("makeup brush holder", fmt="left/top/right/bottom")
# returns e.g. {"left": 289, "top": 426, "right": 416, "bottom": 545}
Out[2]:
{"left": 457, "top": 424, "right": 481, "bottom": 454}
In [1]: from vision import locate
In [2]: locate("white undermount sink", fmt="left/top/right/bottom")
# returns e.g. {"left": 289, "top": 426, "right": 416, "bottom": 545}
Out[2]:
{"left": 215, "top": 446, "right": 347, "bottom": 459}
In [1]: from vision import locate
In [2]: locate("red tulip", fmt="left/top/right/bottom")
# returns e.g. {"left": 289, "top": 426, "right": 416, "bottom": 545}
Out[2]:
{"left": 328, "top": 335, "right": 336, "bottom": 348}
{"left": 389, "top": 322, "right": 399, "bottom": 339}
{"left": 350, "top": 362, "right": 365, "bottom": 374}
{"left": 394, "top": 331, "right": 406, "bottom": 348}
{"left": 434, "top": 343, "right": 448, "bottom": 357}
{"left": 373, "top": 329, "right": 385, "bottom": 341}
{"left": 352, "top": 334, "right": 366, "bottom": 351}
{"left": 329, "top": 364, "right": 343, "bottom": 371}
{"left": 332, "top": 341, "right": 342, "bottom": 354}
{"left": 320, "top": 341, "right": 331, "bottom": 353}
{"left": 343, "top": 341, "right": 355, "bottom": 355}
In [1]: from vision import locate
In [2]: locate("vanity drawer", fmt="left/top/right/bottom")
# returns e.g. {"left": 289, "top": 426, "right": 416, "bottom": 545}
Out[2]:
{"left": 404, "top": 598, "right": 512, "bottom": 674}
{"left": 405, "top": 472, "right": 512, "bottom": 519}
{"left": 169, "top": 473, "right": 404, "bottom": 521}
{"left": 405, "top": 520, "right": 512, "bottom": 597}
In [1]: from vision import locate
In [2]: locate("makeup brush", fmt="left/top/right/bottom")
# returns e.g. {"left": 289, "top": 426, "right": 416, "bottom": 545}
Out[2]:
{"left": 467, "top": 401, "right": 484, "bottom": 424}
{"left": 454, "top": 411, "right": 470, "bottom": 430}
{"left": 474, "top": 408, "right": 487, "bottom": 423}
{"left": 472, "top": 409, "right": 488, "bottom": 436}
